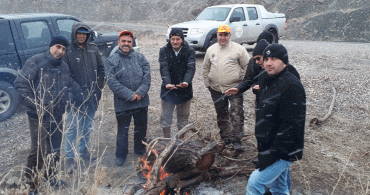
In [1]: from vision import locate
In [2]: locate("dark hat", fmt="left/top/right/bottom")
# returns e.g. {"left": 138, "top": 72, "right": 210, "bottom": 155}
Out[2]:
{"left": 252, "top": 39, "right": 269, "bottom": 56}
{"left": 169, "top": 28, "right": 184, "bottom": 40}
{"left": 49, "top": 36, "right": 69, "bottom": 48}
{"left": 119, "top": 30, "right": 134, "bottom": 38}
{"left": 263, "top": 43, "right": 288, "bottom": 65}
{"left": 76, "top": 27, "right": 90, "bottom": 34}
{"left": 257, "top": 30, "right": 274, "bottom": 44}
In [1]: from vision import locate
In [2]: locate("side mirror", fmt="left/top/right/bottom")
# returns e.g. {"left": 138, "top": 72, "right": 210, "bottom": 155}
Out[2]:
{"left": 229, "top": 17, "right": 241, "bottom": 23}
{"left": 90, "top": 31, "right": 99, "bottom": 40}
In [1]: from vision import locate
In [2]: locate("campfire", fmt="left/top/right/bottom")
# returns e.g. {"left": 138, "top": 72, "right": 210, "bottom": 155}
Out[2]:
{"left": 132, "top": 124, "right": 256, "bottom": 195}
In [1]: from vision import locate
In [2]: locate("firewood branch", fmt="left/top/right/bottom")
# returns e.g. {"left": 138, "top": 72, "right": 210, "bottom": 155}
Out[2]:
{"left": 310, "top": 87, "right": 336, "bottom": 125}
{"left": 146, "top": 124, "right": 195, "bottom": 189}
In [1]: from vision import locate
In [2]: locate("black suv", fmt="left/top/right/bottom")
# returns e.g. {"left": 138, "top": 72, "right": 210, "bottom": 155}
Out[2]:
{"left": 0, "top": 13, "right": 139, "bottom": 121}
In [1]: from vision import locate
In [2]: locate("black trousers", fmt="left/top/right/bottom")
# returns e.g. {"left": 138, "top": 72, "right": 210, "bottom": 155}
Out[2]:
{"left": 115, "top": 107, "right": 148, "bottom": 159}
{"left": 26, "top": 116, "right": 63, "bottom": 189}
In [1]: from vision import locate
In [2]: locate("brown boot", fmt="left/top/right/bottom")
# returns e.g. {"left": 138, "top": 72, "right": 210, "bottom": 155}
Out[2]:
{"left": 163, "top": 127, "right": 171, "bottom": 138}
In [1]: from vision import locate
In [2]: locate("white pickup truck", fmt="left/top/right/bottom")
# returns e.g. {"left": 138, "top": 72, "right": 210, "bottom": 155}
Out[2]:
{"left": 166, "top": 4, "right": 287, "bottom": 51}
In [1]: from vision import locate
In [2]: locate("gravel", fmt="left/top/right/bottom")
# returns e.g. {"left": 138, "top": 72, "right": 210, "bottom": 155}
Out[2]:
{"left": 1, "top": 37, "right": 369, "bottom": 194}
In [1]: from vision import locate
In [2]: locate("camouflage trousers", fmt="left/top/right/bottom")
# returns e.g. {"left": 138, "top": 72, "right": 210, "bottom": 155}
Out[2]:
{"left": 208, "top": 88, "right": 244, "bottom": 142}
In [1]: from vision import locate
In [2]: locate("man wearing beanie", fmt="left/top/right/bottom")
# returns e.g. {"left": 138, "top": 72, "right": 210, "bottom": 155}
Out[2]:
{"left": 246, "top": 44, "right": 306, "bottom": 195}
{"left": 227, "top": 40, "right": 301, "bottom": 102}
{"left": 63, "top": 22, "right": 105, "bottom": 173}
{"left": 15, "top": 36, "right": 80, "bottom": 193}
{"left": 225, "top": 39, "right": 269, "bottom": 104}
{"left": 203, "top": 25, "right": 250, "bottom": 150}
{"left": 257, "top": 30, "right": 275, "bottom": 44}
{"left": 159, "top": 28, "right": 196, "bottom": 138}
{"left": 105, "top": 30, "right": 151, "bottom": 166}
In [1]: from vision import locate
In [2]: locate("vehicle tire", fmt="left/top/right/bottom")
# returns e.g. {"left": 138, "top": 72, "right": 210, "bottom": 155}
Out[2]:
{"left": 207, "top": 36, "right": 217, "bottom": 49}
{"left": 0, "top": 81, "right": 20, "bottom": 122}
{"left": 270, "top": 30, "right": 279, "bottom": 44}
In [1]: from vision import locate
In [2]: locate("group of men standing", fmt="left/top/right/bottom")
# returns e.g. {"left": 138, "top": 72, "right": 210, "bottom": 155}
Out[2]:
{"left": 15, "top": 21, "right": 105, "bottom": 194}
{"left": 15, "top": 21, "right": 306, "bottom": 195}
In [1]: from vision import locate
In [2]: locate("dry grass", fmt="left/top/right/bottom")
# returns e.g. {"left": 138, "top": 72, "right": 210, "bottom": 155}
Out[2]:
{"left": 1, "top": 35, "right": 370, "bottom": 195}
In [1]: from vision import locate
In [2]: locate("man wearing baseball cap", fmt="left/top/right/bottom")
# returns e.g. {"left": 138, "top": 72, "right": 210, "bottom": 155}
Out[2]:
{"left": 63, "top": 22, "right": 105, "bottom": 174}
{"left": 225, "top": 39, "right": 270, "bottom": 105}
{"left": 203, "top": 24, "right": 250, "bottom": 151}
{"left": 246, "top": 44, "right": 306, "bottom": 194}
{"left": 105, "top": 30, "right": 151, "bottom": 166}
{"left": 15, "top": 36, "right": 80, "bottom": 193}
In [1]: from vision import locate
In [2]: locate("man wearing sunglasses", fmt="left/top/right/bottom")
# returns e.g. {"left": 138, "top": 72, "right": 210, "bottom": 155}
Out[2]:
{"left": 226, "top": 39, "right": 270, "bottom": 105}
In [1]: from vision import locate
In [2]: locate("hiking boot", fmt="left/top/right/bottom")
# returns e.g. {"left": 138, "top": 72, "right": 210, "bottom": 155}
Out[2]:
{"left": 222, "top": 139, "right": 232, "bottom": 145}
{"left": 116, "top": 157, "right": 126, "bottom": 166}
{"left": 29, "top": 189, "right": 38, "bottom": 195}
{"left": 252, "top": 158, "right": 259, "bottom": 165}
{"left": 65, "top": 158, "right": 74, "bottom": 174}
{"left": 48, "top": 178, "right": 67, "bottom": 190}
{"left": 80, "top": 150, "right": 96, "bottom": 162}
{"left": 134, "top": 148, "right": 146, "bottom": 155}
{"left": 163, "top": 127, "right": 171, "bottom": 138}
{"left": 232, "top": 141, "right": 244, "bottom": 152}
{"left": 263, "top": 187, "right": 272, "bottom": 195}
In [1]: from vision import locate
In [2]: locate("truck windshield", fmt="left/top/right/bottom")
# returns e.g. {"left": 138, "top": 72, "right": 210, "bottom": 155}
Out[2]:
{"left": 195, "top": 7, "right": 231, "bottom": 21}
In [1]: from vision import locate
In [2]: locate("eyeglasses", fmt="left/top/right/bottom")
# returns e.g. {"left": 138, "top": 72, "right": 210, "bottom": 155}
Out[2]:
{"left": 218, "top": 33, "right": 230, "bottom": 37}
{"left": 254, "top": 56, "right": 261, "bottom": 61}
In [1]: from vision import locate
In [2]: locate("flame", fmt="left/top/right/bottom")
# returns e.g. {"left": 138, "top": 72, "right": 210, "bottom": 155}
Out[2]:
{"left": 142, "top": 157, "right": 172, "bottom": 195}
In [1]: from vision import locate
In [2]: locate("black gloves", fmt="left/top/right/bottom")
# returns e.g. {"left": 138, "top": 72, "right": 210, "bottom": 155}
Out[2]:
{"left": 252, "top": 85, "right": 259, "bottom": 95}
{"left": 255, "top": 150, "right": 279, "bottom": 171}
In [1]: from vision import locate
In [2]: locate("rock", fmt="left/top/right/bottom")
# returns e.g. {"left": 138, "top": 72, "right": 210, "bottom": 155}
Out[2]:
{"left": 6, "top": 176, "right": 20, "bottom": 187}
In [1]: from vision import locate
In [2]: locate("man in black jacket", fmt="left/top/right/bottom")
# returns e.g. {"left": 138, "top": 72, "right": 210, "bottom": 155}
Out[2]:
{"left": 159, "top": 28, "right": 196, "bottom": 138}
{"left": 225, "top": 39, "right": 269, "bottom": 104}
{"left": 225, "top": 39, "right": 300, "bottom": 104}
{"left": 63, "top": 22, "right": 105, "bottom": 173}
{"left": 246, "top": 44, "right": 306, "bottom": 195}
{"left": 15, "top": 36, "right": 78, "bottom": 193}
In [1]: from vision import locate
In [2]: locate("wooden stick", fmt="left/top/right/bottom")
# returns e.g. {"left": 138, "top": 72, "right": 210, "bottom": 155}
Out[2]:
{"left": 147, "top": 124, "right": 194, "bottom": 189}
{"left": 310, "top": 87, "right": 336, "bottom": 125}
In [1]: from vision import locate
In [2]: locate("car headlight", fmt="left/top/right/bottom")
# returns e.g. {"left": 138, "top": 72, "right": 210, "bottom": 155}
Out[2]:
{"left": 189, "top": 28, "right": 205, "bottom": 36}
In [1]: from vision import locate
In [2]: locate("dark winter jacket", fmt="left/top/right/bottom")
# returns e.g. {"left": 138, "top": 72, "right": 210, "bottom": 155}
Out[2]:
{"left": 15, "top": 51, "right": 80, "bottom": 119}
{"left": 63, "top": 22, "right": 105, "bottom": 111}
{"left": 255, "top": 67, "right": 306, "bottom": 170}
{"left": 105, "top": 49, "right": 151, "bottom": 112}
{"left": 236, "top": 58, "right": 263, "bottom": 94}
{"left": 159, "top": 41, "right": 196, "bottom": 104}
{"left": 237, "top": 60, "right": 301, "bottom": 95}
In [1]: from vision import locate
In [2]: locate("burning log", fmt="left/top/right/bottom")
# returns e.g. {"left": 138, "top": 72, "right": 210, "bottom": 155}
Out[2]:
{"left": 138, "top": 124, "right": 223, "bottom": 193}
{"left": 135, "top": 124, "right": 257, "bottom": 195}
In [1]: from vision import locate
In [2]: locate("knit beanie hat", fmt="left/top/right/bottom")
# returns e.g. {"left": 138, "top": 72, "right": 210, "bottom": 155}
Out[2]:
{"left": 252, "top": 39, "right": 269, "bottom": 57}
{"left": 49, "top": 36, "right": 69, "bottom": 48}
{"left": 263, "top": 43, "right": 288, "bottom": 65}
{"left": 169, "top": 28, "right": 184, "bottom": 40}
{"left": 257, "top": 30, "right": 274, "bottom": 44}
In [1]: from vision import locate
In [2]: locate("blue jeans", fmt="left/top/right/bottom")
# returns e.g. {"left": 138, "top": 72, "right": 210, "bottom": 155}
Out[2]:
{"left": 246, "top": 159, "right": 293, "bottom": 195}
{"left": 115, "top": 107, "right": 147, "bottom": 159}
{"left": 65, "top": 106, "right": 95, "bottom": 159}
